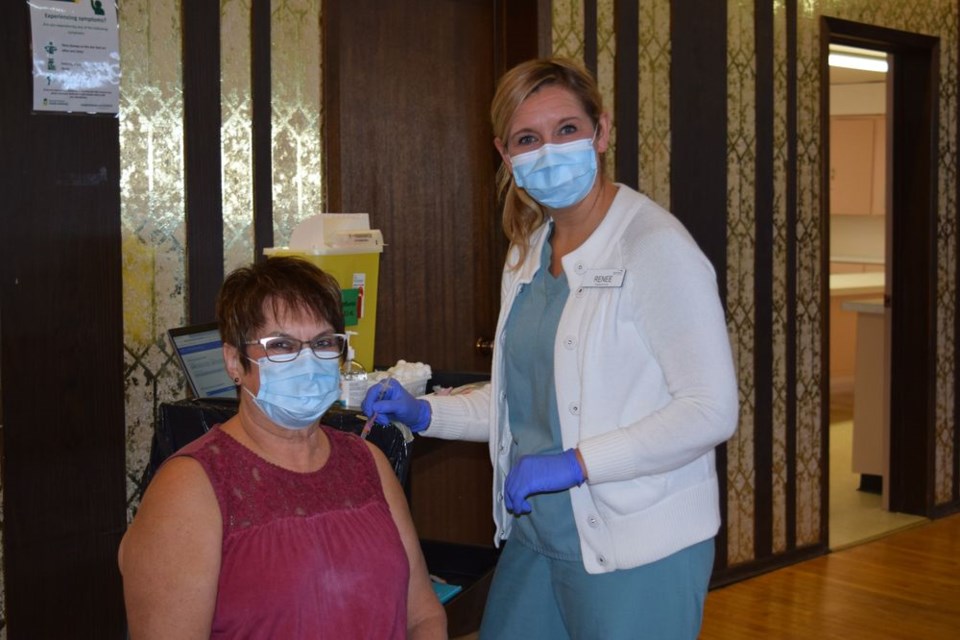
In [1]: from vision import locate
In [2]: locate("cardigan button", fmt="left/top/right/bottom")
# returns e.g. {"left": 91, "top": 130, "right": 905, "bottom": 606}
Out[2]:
{"left": 563, "top": 336, "right": 577, "bottom": 349}
{"left": 568, "top": 402, "right": 580, "bottom": 415}
{"left": 587, "top": 514, "right": 600, "bottom": 528}
{"left": 597, "top": 554, "right": 607, "bottom": 566}
{"left": 574, "top": 262, "right": 586, "bottom": 275}
{"left": 576, "top": 287, "right": 585, "bottom": 298}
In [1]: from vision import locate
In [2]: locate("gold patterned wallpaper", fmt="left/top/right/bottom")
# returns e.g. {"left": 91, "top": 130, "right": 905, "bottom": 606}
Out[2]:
{"left": 553, "top": 0, "right": 960, "bottom": 566}
{"left": 119, "top": 0, "right": 323, "bottom": 516}
{"left": 720, "top": 0, "right": 960, "bottom": 563}
{"left": 109, "top": 0, "right": 957, "bottom": 565}
{"left": 119, "top": 0, "right": 187, "bottom": 516}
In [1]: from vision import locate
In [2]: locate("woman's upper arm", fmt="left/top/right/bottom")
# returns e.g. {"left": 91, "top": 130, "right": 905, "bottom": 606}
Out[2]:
{"left": 366, "top": 442, "right": 447, "bottom": 638}
{"left": 119, "top": 457, "right": 222, "bottom": 640}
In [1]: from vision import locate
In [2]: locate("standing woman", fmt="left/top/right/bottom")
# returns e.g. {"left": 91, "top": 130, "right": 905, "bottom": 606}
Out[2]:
{"left": 364, "top": 58, "right": 738, "bottom": 639}
{"left": 120, "top": 257, "right": 445, "bottom": 639}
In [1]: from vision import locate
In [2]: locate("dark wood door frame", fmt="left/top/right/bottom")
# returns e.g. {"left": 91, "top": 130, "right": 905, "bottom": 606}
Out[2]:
{"left": 821, "top": 17, "right": 940, "bottom": 516}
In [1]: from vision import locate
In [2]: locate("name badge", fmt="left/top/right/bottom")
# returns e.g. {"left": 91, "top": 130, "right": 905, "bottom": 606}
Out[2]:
{"left": 583, "top": 268, "right": 625, "bottom": 288}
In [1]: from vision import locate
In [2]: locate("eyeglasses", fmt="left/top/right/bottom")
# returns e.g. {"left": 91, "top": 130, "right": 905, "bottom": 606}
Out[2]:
{"left": 245, "top": 333, "right": 347, "bottom": 363}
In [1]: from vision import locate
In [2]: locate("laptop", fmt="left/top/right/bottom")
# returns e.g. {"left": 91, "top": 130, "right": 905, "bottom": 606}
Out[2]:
{"left": 167, "top": 322, "right": 238, "bottom": 400}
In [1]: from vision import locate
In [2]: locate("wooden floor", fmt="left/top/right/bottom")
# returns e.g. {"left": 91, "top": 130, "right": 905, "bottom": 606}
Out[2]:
{"left": 700, "top": 513, "right": 960, "bottom": 638}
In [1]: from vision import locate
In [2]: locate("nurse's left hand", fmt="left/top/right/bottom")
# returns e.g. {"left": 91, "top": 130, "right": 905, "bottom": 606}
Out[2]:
{"left": 504, "top": 449, "right": 585, "bottom": 514}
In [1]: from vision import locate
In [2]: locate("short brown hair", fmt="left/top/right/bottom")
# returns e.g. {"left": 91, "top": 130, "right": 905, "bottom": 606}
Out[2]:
{"left": 216, "top": 256, "right": 344, "bottom": 371}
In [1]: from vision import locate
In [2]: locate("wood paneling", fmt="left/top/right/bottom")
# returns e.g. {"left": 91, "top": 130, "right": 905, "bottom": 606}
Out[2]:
{"left": 324, "top": 0, "right": 501, "bottom": 375}
{"left": 670, "top": 0, "right": 729, "bottom": 291}
{"left": 323, "top": 0, "right": 539, "bottom": 545}
{"left": 613, "top": 0, "right": 639, "bottom": 189}
{"left": 670, "top": 0, "right": 730, "bottom": 570}
{"left": 182, "top": 0, "right": 224, "bottom": 322}
{"left": 753, "top": 0, "right": 776, "bottom": 560}
{"left": 0, "top": 4, "right": 126, "bottom": 637}
{"left": 252, "top": 0, "right": 274, "bottom": 259}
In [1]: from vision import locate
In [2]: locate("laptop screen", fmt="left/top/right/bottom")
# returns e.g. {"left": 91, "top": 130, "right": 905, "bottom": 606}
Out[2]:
{"left": 167, "top": 322, "right": 238, "bottom": 400}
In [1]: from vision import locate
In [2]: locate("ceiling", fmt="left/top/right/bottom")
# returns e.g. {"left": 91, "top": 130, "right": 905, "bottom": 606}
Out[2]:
{"left": 831, "top": 66, "right": 886, "bottom": 85}
{"left": 829, "top": 44, "right": 887, "bottom": 86}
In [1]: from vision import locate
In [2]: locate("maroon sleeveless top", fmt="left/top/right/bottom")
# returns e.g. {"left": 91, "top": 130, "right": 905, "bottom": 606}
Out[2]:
{"left": 174, "top": 425, "right": 409, "bottom": 639}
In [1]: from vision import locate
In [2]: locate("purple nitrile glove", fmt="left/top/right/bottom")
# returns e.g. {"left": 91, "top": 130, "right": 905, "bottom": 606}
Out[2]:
{"left": 360, "top": 377, "right": 432, "bottom": 433}
{"left": 504, "top": 449, "right": 585, "bottom": 514}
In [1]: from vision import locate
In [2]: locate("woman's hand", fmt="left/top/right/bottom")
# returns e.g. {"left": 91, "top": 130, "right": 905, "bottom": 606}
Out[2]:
{"left": 361, "top": 378, "right": 432, "bottom": 432}
{"left": 504, "top": 449, "right": 585, "bottom": 514}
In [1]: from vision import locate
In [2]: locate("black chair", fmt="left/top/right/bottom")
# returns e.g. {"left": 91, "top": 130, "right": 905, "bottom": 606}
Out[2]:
{"left": 138, "top": 398, "right": 412, "bottom": 502}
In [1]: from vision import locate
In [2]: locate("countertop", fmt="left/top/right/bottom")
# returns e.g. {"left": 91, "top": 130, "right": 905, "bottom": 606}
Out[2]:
{"left": 829, "top": 272, "right": 884, "bottom": 296}
{"left": 830, "top": 255, "right": 885, "bottom": 265}
{"left": 840, "top": 297, "right": 886, "bottom": 314}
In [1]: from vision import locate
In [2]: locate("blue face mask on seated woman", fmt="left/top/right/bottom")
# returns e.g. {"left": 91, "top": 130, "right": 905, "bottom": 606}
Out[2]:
{"left": 510, "top": 136, "right": 598, "bottom": 209}
{"left": 244, "top": 350, "right": 341, "bottom": 429}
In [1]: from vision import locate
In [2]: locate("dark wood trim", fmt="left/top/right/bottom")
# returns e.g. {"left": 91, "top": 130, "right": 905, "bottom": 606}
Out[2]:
{"left": 252, "top": 0, "right": 273, "bottom": 261}
{"left": 670, "top": 0, "right": 728, "bottom": 568}
{"left": 954, "top": 1, "right": 960, "bottom": 507}
{"left": 537, "top": 0, "right": 552, "bottom": 56}
{"left": 753, "top": 0, "right": 774, "bottom": 560}
{"left": 818, "top": 14, "right": 833, "bottom": 552}
{"left": 933, "top": 502, "right": 960, "bottom": 518}
{"left": 669, "top": 0, "right": 728, "bottom": 292}
{"left": 495, "top": 0, "right": 543, "bottom": 76}
{"left": 710, "top": 542, "right": 827, "bottom": 589}
{"left": 322, "top": 0, "right": 342, "bottom": 210}
{"left": 182, "top": 0, "right": 224, "bottom": 322}
{"left": 584, "top": 0, "right": 597, "bottom": 77}
{"left": 785, "top": 0, "right": 799, "bottom": 550}
{"left": 613, "top": 0, "right": 639, "bottom": 189}
{"left": 822, "top": 17, "right": 940, "bottom": 517}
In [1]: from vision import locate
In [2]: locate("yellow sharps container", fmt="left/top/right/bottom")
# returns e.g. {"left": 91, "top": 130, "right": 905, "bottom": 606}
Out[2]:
{"left": 265, "top": 214, "right": 384, "bottom": 370}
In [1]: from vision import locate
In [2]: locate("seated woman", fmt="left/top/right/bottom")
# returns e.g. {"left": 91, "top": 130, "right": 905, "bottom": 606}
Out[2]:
{"left": 119, "top": 256, "right": 446, "bottom": 639}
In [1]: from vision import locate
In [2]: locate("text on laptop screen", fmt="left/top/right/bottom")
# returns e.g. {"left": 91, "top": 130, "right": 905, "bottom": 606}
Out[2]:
{"left": 168, "top": 324, "right": 238, "bottom": 399}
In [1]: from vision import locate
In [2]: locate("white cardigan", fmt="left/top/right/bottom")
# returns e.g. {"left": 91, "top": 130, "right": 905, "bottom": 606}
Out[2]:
{"left": 424, "top": 185, "right": 739, "bottom": 574}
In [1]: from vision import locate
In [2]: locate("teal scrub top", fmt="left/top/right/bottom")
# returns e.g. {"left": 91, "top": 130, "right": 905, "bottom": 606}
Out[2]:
{"left": 503, "top": 229, "right": 581, "bottom": 560}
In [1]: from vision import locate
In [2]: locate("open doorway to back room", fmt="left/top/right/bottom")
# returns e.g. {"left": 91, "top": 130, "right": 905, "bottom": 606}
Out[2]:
{"left": 826, "top": 42, "right": 927, "bottom": 549}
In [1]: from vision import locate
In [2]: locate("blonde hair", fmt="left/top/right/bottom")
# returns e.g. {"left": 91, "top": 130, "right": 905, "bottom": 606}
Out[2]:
{"left": 490, "top": 57, "right": 605, "bottom": 267}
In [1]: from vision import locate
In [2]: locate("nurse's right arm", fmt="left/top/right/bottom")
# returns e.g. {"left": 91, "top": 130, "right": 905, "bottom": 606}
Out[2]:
{"left": 118, "top": 457, "right": 221, "bottom": 639}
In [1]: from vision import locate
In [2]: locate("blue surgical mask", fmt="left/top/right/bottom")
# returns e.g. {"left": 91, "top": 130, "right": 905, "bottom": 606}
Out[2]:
{"left": 510, "top": 137, "right": 598, "bottom": 209}
{"left": 244, "top": 350, "right": 341, "bottom": 430}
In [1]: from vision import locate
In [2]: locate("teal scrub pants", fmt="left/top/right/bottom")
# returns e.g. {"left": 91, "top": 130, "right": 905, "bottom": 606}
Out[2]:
{"left": 478, "top": 537, "right": 715, "bottom": 640}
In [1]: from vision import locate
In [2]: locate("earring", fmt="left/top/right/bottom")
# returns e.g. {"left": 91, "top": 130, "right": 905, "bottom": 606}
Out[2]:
{"left": 234, "top": 377, "right": 240, "bottom": 384}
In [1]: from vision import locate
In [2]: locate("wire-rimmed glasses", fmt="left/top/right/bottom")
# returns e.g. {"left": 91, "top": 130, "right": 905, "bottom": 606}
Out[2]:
{"left": 245, "top": 333, "right": 347, "bottom": 363}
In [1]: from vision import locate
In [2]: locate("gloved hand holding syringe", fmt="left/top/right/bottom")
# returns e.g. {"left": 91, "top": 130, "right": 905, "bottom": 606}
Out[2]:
{"left": 360, "top": 377, "right": 432, "bottom": 434}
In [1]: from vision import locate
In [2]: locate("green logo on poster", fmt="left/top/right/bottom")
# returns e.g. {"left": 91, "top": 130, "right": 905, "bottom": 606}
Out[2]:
{"left": 91, "top": 0, "right": 105, "bottom": 16}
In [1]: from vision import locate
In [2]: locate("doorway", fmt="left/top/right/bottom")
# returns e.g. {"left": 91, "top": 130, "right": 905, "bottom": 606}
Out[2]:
{"left": 826, "top": 43, "right": 925, "bottom": 548}
{"left": 822, "top": 17, "right": 940, "bottom": 546}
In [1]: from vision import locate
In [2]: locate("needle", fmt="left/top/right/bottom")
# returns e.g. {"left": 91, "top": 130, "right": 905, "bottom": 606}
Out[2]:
{"left": 361, "top": 375, "right": 392, "bottom": 439}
